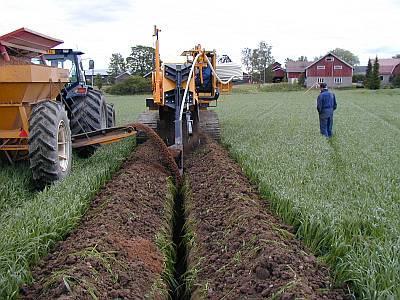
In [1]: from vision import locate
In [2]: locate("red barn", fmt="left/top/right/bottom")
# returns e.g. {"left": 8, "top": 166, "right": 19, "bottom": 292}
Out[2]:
{"left": 271, "top": 62, "right": 286, "bottom": 82}
{"left": 374, "top": 58, "right": 400, "bottom": 85}
{"left": 285, "top": 61, "right": 311, "bottom": 84}
{"left": 305, "top": 53, "right": 353, "bottom": 87}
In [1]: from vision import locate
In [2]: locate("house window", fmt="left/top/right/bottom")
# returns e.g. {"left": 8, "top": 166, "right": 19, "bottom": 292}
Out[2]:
{"left": 317, "top": 65, "right": 326, "bottom": 70}
{"left": 326, "top": 57, "right": 334, "bottom": 62}
{"left": 334, "top": 65, "right": 343, "bottom": 70}
{"left": 334, "top": 77, "right": 342, "bottom": 84}
{"left": 317, "top": 78, "right": 324, "bottom": 83}
{"left": 380, "top": 76, "right": 384, "bottom": 81}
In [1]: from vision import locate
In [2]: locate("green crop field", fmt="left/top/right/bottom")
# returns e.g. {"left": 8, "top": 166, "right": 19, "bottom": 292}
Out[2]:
{"left": 0, "top": 88, "right": 399, "bottom": 299}
{"left": 216, "top": 87, "right": 400, "bottom": 299}
{"left": 0, "top": 95, "right": 146, "bottom": 298}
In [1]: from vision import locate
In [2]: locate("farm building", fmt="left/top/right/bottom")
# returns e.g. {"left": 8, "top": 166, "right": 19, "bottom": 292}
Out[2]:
{"left": 271, "top": 62, "right": 286, "bottom": 82}
{"left": 285, "top": 61, "right": 311, "bottom": 84}
{"left": 84, "top": 69, "right": 110, "bottom": 84}
{"left": 374, "top": 58, "right": 400, "bottom": 85}
{"left": 354, "top": 66, "right": 367, "bottom": 75}
{"left": 115, "top": 71, "right": 132, "bottom": 83}
{"left": 286, "top": 53, "right": 353, "bottom": 88}
{"left": 305, "top": 53, "right": 353, "bottom": 88}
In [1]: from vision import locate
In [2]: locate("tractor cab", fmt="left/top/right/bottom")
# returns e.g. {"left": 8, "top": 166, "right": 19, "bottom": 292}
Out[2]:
{"left": 43, "top": 49, "right": 91, "bottom": 99}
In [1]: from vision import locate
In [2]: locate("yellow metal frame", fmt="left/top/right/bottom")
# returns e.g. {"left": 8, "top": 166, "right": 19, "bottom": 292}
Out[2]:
{"left": 0, "top": 63, "right": 69, "bottom": 156}
{"left": 152, "top": 26, "right": 219, "bottom": 108}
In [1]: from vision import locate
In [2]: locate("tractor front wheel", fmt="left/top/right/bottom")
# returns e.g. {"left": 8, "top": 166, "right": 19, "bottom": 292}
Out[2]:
{"left": 29, "top": 101, "right": 72, "bottom": 188}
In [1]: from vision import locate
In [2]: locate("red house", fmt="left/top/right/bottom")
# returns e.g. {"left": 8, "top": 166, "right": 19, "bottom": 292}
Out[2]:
{"left": 305, "top": 53, "right": 353, "bottom": 87}
{"left": 285, "top": 61, "right": 311, "bottom": 84}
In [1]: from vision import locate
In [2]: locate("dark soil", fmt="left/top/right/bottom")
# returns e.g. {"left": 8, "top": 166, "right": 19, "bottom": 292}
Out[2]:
{"left": 19, "top": 121, "right": 351, "bottom": 299}
{"left": 185, "top": 137, "right": 350, "bottom": 299}
{"left": 20, "top": 138, "right": 176, "bottom": 299}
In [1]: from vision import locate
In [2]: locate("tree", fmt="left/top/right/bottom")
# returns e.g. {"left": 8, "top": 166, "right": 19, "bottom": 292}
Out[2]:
{"left": 297, "top": 56, "right": 308, "bottom": 62}
{"left": 371, "top": 56, "right": 380, "bottom": 89}
{"left": 365, "top": 58, "right": 373, "bottom": 88}
{"left": 257, "top": 41, "right": 274, "bottom": 83}
{"left": 330, "top": 48, "right": 360, "bottom": 66}
{"left": 241, "top": 41, "right": 274, "bottom": 83}
{"left": 108, "top": 53, "right": 126, "bottom": 84}
{"left": 392, "top": 54, "right": 400, "bottom": 59}
{"left": 94, "top": 74, "right": 103, "bottom": 90}
{"left": 284, "top": 57, "right": 294, "bottom": 64}
{"left": 264, "top": 65, "right": 275, "bottom": 83}
{"left": 241, "top": 48, "right": 253, "bottom": 73}
{"left": 126, "top": 45, "right": 155, "bottom": 76}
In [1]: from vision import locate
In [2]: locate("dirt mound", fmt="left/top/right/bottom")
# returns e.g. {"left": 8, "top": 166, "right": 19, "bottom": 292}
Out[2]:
{"left": 185, "top": 136, "right": 349, "bottom": 299}
{"left": 133, "top": 122, "right": 182, "bottom": 185}
{"left": 20, "top": 139, "right": 174, "bottom": 299}
{"left": 0, "top": 55, "right": 31, "bottom": 66}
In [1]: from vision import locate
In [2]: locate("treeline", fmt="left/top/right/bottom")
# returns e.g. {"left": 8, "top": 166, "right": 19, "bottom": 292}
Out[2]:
{"left": 103, "top": 46, "right": 154, "bottom": 95}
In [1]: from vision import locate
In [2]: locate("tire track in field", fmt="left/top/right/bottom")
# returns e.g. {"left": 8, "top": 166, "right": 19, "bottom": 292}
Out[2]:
{"left": 253, "top": 101, "right": 283, "bottom": 119}
{"left": 347, "top": 101, "right": 400, "bottom": 133}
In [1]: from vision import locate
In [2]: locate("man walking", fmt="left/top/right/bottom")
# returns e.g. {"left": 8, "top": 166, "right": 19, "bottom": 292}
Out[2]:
{"left": 317, "top": 83, "right": 337, "bottom": 137}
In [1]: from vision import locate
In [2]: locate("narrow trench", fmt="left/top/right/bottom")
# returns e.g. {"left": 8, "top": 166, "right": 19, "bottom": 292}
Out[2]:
{"left": 170, "top": 187, "right": 190, "bottom": 299}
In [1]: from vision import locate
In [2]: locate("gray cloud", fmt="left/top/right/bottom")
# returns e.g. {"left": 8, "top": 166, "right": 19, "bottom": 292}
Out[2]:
{"left": 64, "top": 0, "right": 134, "bottom": 25}
{"left": 367, "top": 46, "right": 398, "bottom": 53}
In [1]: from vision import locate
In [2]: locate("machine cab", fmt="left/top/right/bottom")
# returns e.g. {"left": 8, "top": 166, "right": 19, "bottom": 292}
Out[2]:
{"left": 43, "top": 49, "right": 86, "bottom": 87}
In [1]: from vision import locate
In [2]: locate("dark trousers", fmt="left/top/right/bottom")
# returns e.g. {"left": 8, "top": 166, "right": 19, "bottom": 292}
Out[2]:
{"left": 319, "top": 112, "right": 333, "bottom": 137}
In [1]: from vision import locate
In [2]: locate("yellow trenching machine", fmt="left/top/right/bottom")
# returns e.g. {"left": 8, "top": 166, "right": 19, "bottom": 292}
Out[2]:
{"left": 138, "top": 26, "right": 234, "bottom": 170}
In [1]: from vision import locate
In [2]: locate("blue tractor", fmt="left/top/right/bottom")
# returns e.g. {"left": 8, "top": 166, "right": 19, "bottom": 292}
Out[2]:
{"left": 43, "top": 49, "right": 115, "bottom": 157}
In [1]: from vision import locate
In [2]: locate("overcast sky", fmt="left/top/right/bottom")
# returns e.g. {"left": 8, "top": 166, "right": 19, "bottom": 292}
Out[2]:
{"left": 2, "top": 0, "right": 399, "bottom": 70}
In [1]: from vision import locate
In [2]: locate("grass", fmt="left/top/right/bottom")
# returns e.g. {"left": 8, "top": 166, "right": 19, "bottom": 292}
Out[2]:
{"left": 216, "top": 87, "right": 400, "bottom": 299}
{"left": 148, "top": 178, "right": 177, "bottom": 298}
{"left": 0, "top": 94, "right": 146, "bottom": 298}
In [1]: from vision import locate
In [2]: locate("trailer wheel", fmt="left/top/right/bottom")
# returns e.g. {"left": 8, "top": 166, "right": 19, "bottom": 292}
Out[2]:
{"left": 29, "top": 101, "right": 72, "bottom": 188}
{"left": 70, "top": 89, "right": 107, "bottom": 157}
{"left": 106, "top": 103, "right": 116, "bottom": 127}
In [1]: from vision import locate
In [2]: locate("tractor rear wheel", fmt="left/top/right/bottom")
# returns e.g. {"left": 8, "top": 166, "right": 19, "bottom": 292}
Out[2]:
{"left": 70, "top": 89, "right": 107, "bottom": 157}
{"left": 29, "top": 101, "right": 72, "bottom": 188}
{"left": 106, "top": 103, "right": 116, "bottom": 127}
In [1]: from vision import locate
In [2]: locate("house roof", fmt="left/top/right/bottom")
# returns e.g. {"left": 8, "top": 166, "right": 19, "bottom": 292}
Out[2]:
{"left": 272, "top": 62, "right": 284, "bottom": 71}
{"left": 115, "top": 71, "right": 131, "bottom": 78}
{"left": 84, "top": 69, "right": 109, "bottom": 76}
{"left": 374, "top": 58, "right": 400, "bottom": 75}
{"left": 306, "top": 52, "right": 353, "bottom": 70}
{"left": 285, "top": 61, "right": 312, "bottom": 73}
{"left": 354, "top": 66, "right": 367, "bottom": 74}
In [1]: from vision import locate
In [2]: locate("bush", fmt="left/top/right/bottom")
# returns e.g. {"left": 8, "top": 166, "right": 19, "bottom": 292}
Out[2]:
{"left": 94, "top": 74, "right": 103, "bottom": 90}
{"left": 258, "top": 83, "right": 304, "bottom": 92}
{"left": 392, "top": 74, "right": 400, "bottom": 88}
{"left": 298, "top": 74, "right": 305, "bottom": 87}
{"left": 105, "top": 76, "right": 151, "bottom": 95}
{"left": 353, "top": 74, "right": 366, "bottom": 83}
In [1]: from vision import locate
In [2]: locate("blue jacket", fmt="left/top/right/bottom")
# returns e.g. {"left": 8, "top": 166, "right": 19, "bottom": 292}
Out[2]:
{"left": 317, "top": 90, "right": 337, "bottom": 115}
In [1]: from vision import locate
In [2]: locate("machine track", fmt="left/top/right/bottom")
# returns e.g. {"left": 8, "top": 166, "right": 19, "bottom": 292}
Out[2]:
{"left": 199, "top": 110, "right": 221, "bottom": 142}
{"left": 136, "top": 110, "right": 160, "bottom": 144}
{"left": 137, "top": 111, "right": 159, "bottom": 132}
